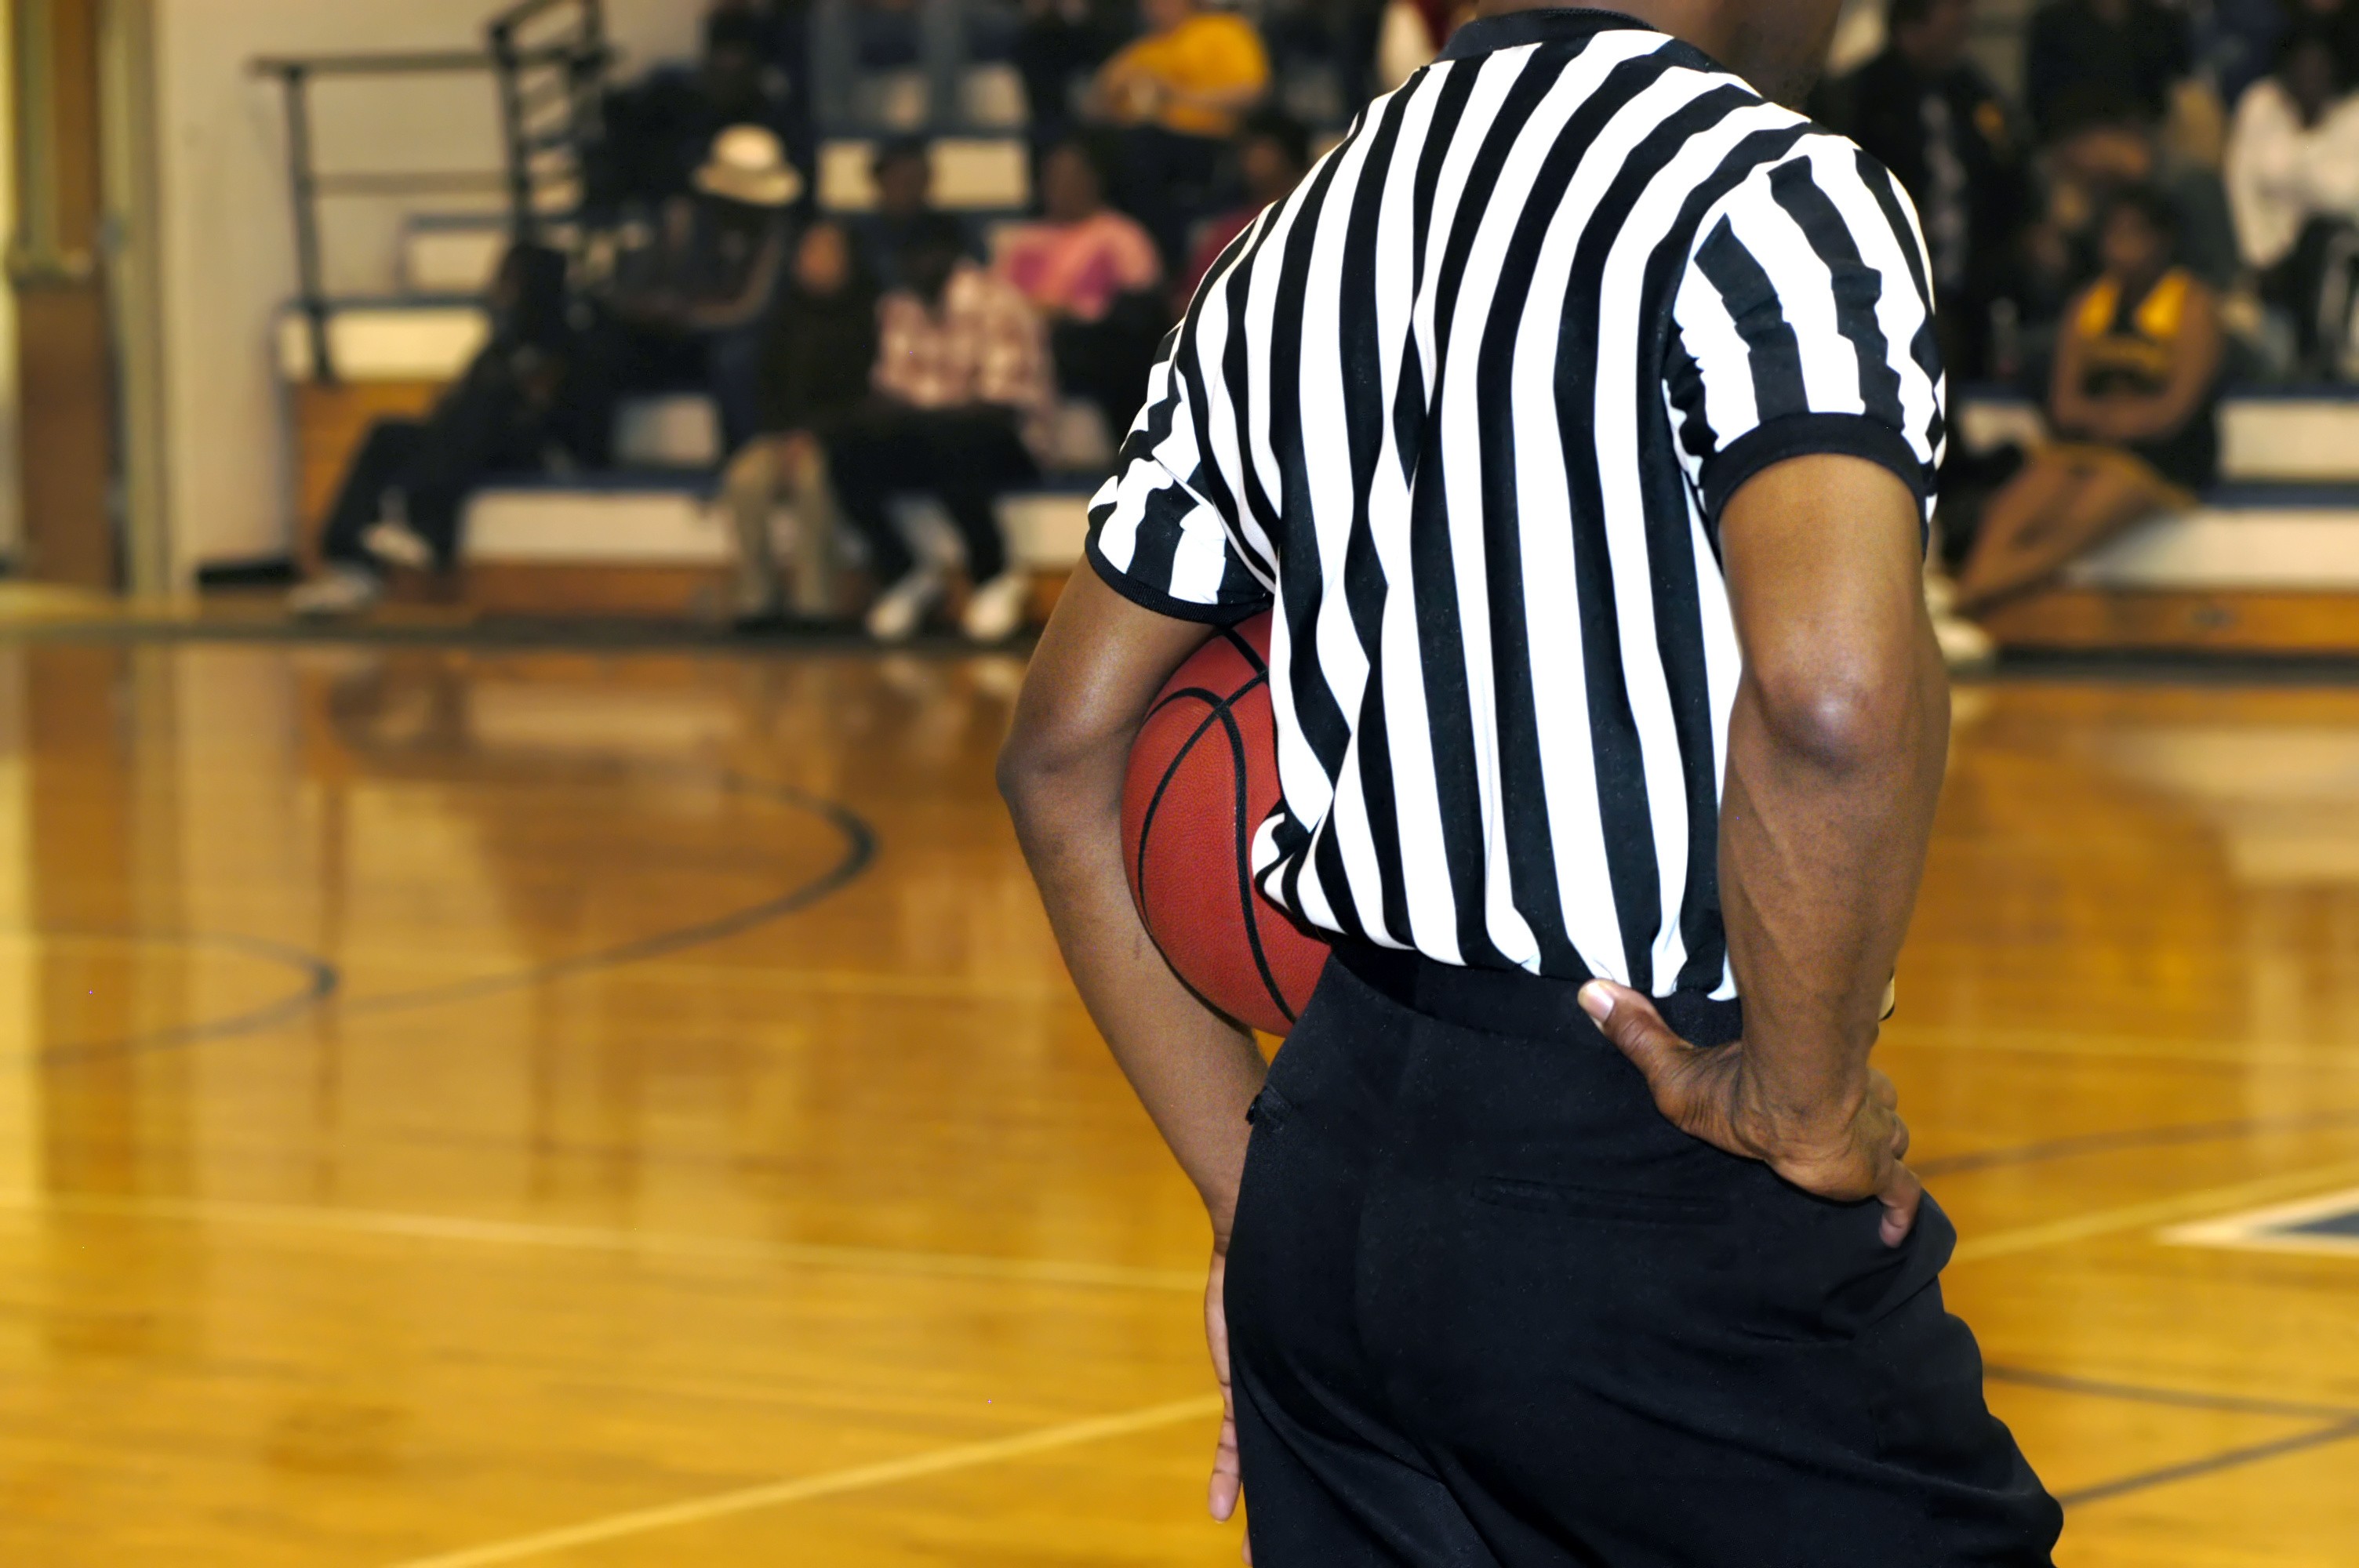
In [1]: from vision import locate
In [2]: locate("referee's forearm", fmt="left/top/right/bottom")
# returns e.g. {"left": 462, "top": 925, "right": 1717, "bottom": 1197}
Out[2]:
{"left": 1003, "top": 762, "right": 1267, "bottom": 1240}
{"left": 1717, "top": 626, "right": 1949, "bottom": 1137}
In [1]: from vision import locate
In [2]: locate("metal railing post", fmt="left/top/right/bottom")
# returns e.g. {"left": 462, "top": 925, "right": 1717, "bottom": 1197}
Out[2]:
{"left": 278, "top": 64, "right": 334, "bottom": 384}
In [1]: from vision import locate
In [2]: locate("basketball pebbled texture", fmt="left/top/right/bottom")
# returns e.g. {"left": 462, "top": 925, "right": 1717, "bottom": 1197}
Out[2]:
{"left": 1122, "top": 612, "right": 1331, "bottom": 1036}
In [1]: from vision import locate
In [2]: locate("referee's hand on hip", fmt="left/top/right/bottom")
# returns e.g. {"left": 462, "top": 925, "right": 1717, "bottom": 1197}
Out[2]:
{"left": 1579, "top": 982, "right": 1923, "bottom": 1247}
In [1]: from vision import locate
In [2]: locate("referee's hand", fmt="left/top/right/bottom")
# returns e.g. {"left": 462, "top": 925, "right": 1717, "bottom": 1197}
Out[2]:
{"left": 1578, "top": 982, "right": 1922, "bottom": 1246}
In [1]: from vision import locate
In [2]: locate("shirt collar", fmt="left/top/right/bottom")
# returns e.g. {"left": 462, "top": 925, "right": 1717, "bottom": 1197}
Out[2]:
{"left": 1438, "top": 7, "right": 1659, "bottom": 62}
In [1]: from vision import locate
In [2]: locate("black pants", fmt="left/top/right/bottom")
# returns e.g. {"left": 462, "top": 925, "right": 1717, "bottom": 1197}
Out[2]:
{"left": 1226, "top": 949, "right": 2062, "bottom": 1567}
{"left": 1051, "top": 299, "right": 1165, "bottom": 437}
{"left": 827, "top": 406, "right": 1036, "bottom": 584}
{"left": 320, "top": 420, "right": 470, "bottom": 572}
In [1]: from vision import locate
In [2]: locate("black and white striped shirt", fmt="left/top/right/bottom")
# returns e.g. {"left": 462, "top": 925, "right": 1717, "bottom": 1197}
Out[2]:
{"left": 1088, "top": 7, "right": 1946, "bottom": 998}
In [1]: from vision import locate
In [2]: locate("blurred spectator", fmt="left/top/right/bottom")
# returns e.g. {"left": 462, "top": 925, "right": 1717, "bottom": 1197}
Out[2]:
{"left": 1821, "top": 0, "right": 2026, "bottom": 380}
{"left": 1263, "top": 0, "right": 1388, "bottom": 123}
{"left": 2228, "top": 24, "right": 2359, "bottom": 374}
{"left": 2292, "top": 0, "right": 2359, "bottom": 79}
{"left": 850, "top": 138, "right": 982, "bottom": 292}
{"left": 1090, "top": 0, "right": 1272, "bottom": 261}
{"left": 2195, "top": 0, "right": 2294, "bottom": 110}
{"left": 1013, "top": 0, "right": 1136, "bottom": 154}
{"left": 289, "top": 246, "right": 600, "bottom": 618}
{"left": 993, "top": 138, "right": 1165, "bottom": 434}
{"left": 595, "top": 5, "right": 802, "bottom": 213}
{"left": 2024, "top": 0, "right": 2192, "bottom": 140}
{"left": 722, "top": 220, "right": 879, "bottom": 630}
{"left": 833, "top": 227, "right": 1054, "bottom": 643}
{"left": 604, "top": 126, "right": 801, "bottom": 452}
{"left": 2020, "top": 89, "right": 2238, "bottom": 330}
{"left": 1960, "top": 187, "right": 2224, "bottom": 610}
{"left": 1177, "top": 107, "right": 1311, "bottom": 304}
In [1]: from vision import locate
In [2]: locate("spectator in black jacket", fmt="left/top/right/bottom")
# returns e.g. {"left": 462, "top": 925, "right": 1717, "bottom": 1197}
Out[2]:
{"left": 1821, "top": 0, "right": 2026, "bottom": 380}
{"left": 594, "top": 5, "right": 803, "bottom": 214}
{"left": 2024, "top": 0, "right": 2193, "bottom": 140}
{"left": 289, "top": 245, "right": 602, "bottom": 619}
{"left": 719, "top": 220, "right": 880, "bottom": 629}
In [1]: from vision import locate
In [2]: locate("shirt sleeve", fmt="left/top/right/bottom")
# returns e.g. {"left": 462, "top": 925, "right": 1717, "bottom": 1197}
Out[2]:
{"left": 1087, "top": 329, "right": 1276, "bottom": 625}
{"left": 1663, "top": 137, "right": 1946, "bottom": 533}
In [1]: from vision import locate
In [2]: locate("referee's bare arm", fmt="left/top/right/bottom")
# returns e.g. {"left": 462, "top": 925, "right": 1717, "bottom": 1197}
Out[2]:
{"left": 1582, "top": 452, "right": 1947, "bottom": 1247}
{"left": 999, "top": 568, "right": 1270, "bottom": 1240}
{"left": 999, "top": 572, "right": 1267, "bottom": 1530}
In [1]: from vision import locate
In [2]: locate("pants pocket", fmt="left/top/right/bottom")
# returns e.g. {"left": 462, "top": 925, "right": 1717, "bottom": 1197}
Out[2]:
{"left": 1470, "top": 1175, "right": 1725, "bottom": 1226}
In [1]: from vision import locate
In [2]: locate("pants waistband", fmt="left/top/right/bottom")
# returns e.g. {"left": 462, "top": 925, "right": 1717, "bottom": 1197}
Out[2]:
{"left": 1331, "top": 941, "right": 1745, "bottom": 1051}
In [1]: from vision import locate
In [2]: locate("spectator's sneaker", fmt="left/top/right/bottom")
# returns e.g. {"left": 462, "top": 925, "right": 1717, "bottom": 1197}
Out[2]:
{"left": 865, "top": 569, "right": 947, "bottom": 644}
{"left": 961, "top": 571, "right": 1032, "bottom": 644}
{"left": 361, "top": 520, "right": 434, "bottom": 572}
{"left": 286, "top": 564, "right": 384, "bottom": 619}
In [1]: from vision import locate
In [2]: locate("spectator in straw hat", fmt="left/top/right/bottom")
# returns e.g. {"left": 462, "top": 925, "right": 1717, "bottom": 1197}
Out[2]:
{"left": 605, "top": 125, "right": 802, "bottom": 450}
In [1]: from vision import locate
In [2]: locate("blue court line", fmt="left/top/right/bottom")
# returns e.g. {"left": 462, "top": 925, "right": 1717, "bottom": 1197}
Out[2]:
{"left": 1983, "top": 1365, "right": 2359, "bottom": 1510}
{"left": 1915, "top": 1108, "right": 2359, "bottom": 1178}
{"left": 1984, "top": 1365, "right": 2359, "bottom": 1423}
{"left": 333, "top": 776, "right": 876, "bottom": 1020}
{"left": 2056, "top": 1419, "right": 2359, "bottom": 1509}
{"left": 23, "top": 929, "right": 342, "bottom": 1069}
{"left": 30, "top": 776, "right": 875, "bottom": 1065}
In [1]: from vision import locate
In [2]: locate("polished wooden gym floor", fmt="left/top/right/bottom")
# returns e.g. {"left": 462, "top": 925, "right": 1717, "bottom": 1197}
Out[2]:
{"left": 0, "top": 623, "right": 2355, "bottom": 1565}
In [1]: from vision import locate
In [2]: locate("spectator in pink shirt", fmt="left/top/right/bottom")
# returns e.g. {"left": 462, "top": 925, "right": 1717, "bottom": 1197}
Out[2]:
{"left": 993, "top": 138, "right": 1169, "bottom": 435}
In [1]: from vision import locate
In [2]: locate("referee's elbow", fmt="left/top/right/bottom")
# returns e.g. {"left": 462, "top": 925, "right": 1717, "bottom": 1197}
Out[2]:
{"left": 1747, "top": 639, "right": 1940, "bottom": 774}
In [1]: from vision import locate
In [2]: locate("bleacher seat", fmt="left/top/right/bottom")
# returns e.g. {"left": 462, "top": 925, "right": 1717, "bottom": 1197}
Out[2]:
{"left": 1955, "top": 386, "right": 2359, "bottom": 653}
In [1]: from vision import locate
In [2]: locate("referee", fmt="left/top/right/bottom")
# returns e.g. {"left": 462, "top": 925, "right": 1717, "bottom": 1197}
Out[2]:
{"left": 1001, "top": 3, "right": 2063, "bottom": 1562}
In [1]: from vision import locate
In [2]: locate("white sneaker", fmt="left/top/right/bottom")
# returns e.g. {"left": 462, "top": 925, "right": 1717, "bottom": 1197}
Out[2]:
{"left": 960, "top": 570, "right": 1032, "bottom": 643}
{"left": 1932, "top": 610, "right": 1997, "bottom": 673}
{"left": 865, "top": 569, "right": 946, "bottom": 644}
{"left": 286, "top": 564, "right": 384, "bottom": 619}
{"left": 360, "top": 520, "right": 434, "bottom": 572}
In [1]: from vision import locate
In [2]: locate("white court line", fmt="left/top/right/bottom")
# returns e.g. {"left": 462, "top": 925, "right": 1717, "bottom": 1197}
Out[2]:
{"left": 2160, "top": 1183, "right": 2359, "bottom": 1260}
{"left": 1953, "top": 1158, "right": 2359, "bottom": 1263}
{"left": 387, "top": 1395, "right": 1225, "bottom": 1568}
{"left": 0, "top": 1190, "right": 1203, "bottom": 1294}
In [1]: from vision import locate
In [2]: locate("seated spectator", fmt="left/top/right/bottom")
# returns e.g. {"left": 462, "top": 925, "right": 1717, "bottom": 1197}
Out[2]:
{"left": 1822, "top": 0, "right": 2026, "bottom": 381}
{"left": 1262, "top": 0, "right": 1387, "bottom": 124}
{"left": 2020, "top": 89, "right": 2240, "bottom": 332}
{"left": 993, "top": 138, "right": 1166, "bottom": 435}
{"left": 2195, "top": 0, "right": 2293, "bottom": 112}
{"left": 1178, "top": 108, "right": 1311, "bottom": 305}
{"left": 1959, "top": 188, "right": 2224, "bottom": 612}
{"left": 602, "top": 125, "right": 800, "bottom": 452}
{"left": 1013, "top": 0, "right": 1136, "bottom": 154}
{"left": 2024, "top": 0, "right": 2193, "bottom": 142}
{"left": 722, "top": 220, "right": 879, "bottom": 630}
{"left": 2295, "top": 0, "right": 2359, "bottom": 82}
{"left": 849, "top": 138, "right": 980, "bottom": 292}
{"left": 2227, "top": 24, "right": 2359, "bottom": 374}
{"left": 831, "top": 227, "right": 1054, "bottom": 644}
{"left": 1089, "top": 0, "right": 1272, "bottom": 262}
{"left": 289, "top": 246, "right": 601, "bottom": 618}
{"left": 594, "top": 5, "right": 801, "bottom": 215}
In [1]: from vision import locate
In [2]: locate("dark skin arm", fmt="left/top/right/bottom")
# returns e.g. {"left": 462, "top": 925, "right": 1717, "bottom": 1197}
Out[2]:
{"left": 1582, "top": 454, "right": 1948, "bottom": 1244}
{"left": 998, "top": 567, "right": 1269, "bottom": 1539}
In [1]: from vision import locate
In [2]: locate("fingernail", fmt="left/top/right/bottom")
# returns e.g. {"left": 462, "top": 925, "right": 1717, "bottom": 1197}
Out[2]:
{"left": 1578, "top": 982, "right": 1615, "bottom": 1022}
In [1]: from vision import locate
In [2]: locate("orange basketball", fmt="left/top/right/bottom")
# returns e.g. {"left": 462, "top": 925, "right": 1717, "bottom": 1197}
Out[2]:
{"left": 1122, "top": 613, "right": 1331, "bottom": 1036}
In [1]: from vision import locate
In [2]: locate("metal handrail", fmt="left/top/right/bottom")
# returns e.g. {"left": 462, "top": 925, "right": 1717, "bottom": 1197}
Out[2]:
{"left": 253, "top": 0, "right": 609, "bottom": 383}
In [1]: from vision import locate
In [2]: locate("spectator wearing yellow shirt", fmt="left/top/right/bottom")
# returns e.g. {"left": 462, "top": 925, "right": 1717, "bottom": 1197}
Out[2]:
{"left": 1090, "top": 0, "right": 1272, "bottom": 261}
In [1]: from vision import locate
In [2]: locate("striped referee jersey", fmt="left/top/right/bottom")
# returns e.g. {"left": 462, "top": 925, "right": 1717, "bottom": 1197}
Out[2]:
{"left": 1088, "top": 7, "right": 1946, "bottom": 999}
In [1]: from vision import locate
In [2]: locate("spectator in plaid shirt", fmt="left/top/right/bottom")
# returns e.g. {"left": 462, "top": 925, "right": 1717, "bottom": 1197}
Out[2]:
{"left": 835, "top": 226, "right": 1055, "bottom": 644}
